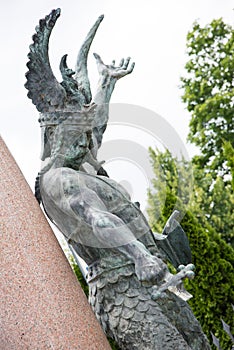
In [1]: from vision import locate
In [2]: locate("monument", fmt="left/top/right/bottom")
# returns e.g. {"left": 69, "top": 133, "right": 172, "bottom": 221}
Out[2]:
{"left": 25, "top": 9, "right": 211, "bottom": 349}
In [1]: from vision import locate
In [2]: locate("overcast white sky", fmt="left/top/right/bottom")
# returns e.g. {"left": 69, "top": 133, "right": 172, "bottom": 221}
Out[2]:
{"left": 1, "top": 0, "right": 233, "bottom": 196}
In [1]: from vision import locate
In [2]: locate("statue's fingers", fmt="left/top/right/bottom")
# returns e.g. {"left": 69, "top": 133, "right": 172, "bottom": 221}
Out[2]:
{"left": 127, "top": 62, "right": 135, "bottom": 73}
{"left": 119, "top": 58, "right": 124, "bottom": 67}
{"left": 93, "top": 52, "right": 104, "bottom": 64}
{"left": 123, "top": 57, "right": 131, "bottom": 69}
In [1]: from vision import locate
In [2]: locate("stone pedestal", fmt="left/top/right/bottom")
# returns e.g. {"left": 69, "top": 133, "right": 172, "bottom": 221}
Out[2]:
{"left": 0, "top": 136, "right": 111, "bottom": 350}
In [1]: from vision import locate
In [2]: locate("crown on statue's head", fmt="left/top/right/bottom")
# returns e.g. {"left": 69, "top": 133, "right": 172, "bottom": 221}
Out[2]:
{"left": 38, "top": 104, "right": 96, "bottom": 129}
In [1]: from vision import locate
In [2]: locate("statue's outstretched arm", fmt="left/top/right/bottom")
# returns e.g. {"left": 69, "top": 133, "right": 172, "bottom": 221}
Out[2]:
{"left": 92, "top": 54, "right": 135, "bottom": 149}
{"left": 93, "top": 54, "right": 135, "bottom": 105}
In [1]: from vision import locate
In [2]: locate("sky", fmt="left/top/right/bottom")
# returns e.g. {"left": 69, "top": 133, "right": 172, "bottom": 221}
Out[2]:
{"left": 1, "top": 0, "right": 233, "bottom": 205}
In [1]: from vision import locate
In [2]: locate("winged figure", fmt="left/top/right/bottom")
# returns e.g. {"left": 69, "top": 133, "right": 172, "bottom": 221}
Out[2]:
{"left": 25, "top": 9, "right": 211, "bottom": 349}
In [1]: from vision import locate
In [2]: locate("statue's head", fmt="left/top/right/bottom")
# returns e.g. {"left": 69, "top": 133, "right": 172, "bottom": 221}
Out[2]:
{"left": 61, "top": 125, "right": 92, "bottom": 169}
{"left": 25, "top": 9, "right": 105, "bottom": 175}
{"left": 39, "top": 106, "right": 95, "bottom": 172}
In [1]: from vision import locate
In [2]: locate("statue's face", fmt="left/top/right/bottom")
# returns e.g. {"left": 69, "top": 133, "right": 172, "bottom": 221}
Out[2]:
{"left": 64, "top": 132, "right": 89, "bottom": 160}
{"left": 63, "top": 127, "right": 91, "bottom": 169}
{"left": 41, "top": 124, "right": 91, "bottom": 169}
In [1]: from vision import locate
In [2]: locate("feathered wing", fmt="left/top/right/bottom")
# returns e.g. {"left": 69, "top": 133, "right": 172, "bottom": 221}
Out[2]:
{"left": 25, "top": 8, "right": 66, "bottom": 113}
{"left": 74, "top": 15, "right": 104, "bottom": 104}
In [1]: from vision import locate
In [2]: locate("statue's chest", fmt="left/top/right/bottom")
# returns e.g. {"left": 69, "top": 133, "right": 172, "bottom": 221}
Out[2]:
{"left": 44, "top": 168, "right": 134, "bottom": 217}
{"left": 83, "top": 175, "right": 132, "bottom": 213}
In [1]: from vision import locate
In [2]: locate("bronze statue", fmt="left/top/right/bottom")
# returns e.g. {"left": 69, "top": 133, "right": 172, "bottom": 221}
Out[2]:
{"left": 25, "top": 9, "right": 211, "bottom": 349}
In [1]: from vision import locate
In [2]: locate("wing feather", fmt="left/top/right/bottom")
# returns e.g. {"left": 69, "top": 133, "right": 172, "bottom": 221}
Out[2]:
{"left": 25, "top": 9, "right": 66, "bottom": 112}
{"left": 75, "top": 15, "right": 104, "bottom": 104}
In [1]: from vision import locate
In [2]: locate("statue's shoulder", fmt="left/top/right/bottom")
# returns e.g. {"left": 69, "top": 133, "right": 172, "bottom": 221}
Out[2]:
{"left": 41, "top": 168, "right": 131, "bottom": 201}
{"left": 41, "top": 167, "right": 79, "bottom": 193}
{"left": 42, "top": 167, "right": 75, "bottom": 181}
{"left": 97, "top": 176, "right": 131, "bottom": 200}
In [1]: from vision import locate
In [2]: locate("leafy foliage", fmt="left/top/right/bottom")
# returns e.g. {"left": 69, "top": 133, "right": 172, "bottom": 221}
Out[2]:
{"left": 70, "top": 257, "right": 89, "bottom": 297}
{"left": 147, "top": 148, "right": 193, "bottom": 232}
{"left": 147, "top": 149, "right": 234, "bottom": 349}
{"left": 223, "top": 141, "right": 234, "bottom": 189}
{"left": 181, "top": 19, "right": 234, "bottom": 177}
{"left": 212, "top": 316, "right": 234, "bottom": 349}
{"left": 163, "top": 18, "right": 234, "bottom": 348}
{"left": 180, "top": 18, "right": 234, "bottom": 246}
{"left": 191, "top": 165, "right": 234, "bottom": 245}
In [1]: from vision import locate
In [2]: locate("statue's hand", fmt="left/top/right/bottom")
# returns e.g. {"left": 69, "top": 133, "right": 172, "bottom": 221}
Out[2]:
{"left": 135, "top": 255, "right": 167, "bottom": 284}
{"left": 94, "top": 53, "right": 135, "bottom": 80}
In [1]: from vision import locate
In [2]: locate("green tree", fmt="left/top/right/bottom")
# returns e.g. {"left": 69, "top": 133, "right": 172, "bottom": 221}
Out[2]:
{"left": 191, "top": 164, "right": 234, "bottom": 245}
{"left": 181, "top": 18, "right": 234, "bottom": 177}
{"left": 180, "top": 18, "right": 234, "bottom": 245}
{"left": 70, "top": 257, "right": 89, "bottom": 297}
{"left": 147, "top": 149, "right": 234, "bottom": 349}
{"left": 223, "top": 141, "right": 234, "bottom": 189}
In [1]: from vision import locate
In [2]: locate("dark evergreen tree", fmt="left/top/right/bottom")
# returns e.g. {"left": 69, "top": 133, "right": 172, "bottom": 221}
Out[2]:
{"left": 147, "top": 149, "right": 234, "bottom": 349}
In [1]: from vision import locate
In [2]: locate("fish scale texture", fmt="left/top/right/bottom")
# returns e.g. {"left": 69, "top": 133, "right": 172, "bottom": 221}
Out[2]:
{"left": 88, "top": 264, "right": 211, "bottom": 350}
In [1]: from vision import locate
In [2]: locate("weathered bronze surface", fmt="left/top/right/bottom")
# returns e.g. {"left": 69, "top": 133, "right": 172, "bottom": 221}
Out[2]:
{"left": 25, "top": 9, "right": 210, "bottom": 349}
